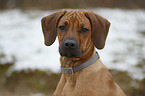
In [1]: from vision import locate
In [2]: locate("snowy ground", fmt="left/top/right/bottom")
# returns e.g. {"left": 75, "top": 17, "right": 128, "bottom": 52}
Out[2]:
{"left": 0, "top": 8, "right": 145, "bottom": 80}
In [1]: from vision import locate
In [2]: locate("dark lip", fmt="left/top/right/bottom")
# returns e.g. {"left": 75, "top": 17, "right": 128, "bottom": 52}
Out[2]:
{"left": 59, "top": 49, "right": 84, "bottom": 58}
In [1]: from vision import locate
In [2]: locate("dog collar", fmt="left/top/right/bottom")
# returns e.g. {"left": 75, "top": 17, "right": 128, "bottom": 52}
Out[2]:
{"left": 61, "top": 52, "right": 99, "bottom": 75}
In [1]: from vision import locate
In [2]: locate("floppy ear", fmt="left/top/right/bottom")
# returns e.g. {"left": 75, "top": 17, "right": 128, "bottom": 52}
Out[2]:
{"left": 85, "top": 11, "right": 110, "bottom": 49}
{"left": 41, "top": 9, "right": 66, "bottom": 46}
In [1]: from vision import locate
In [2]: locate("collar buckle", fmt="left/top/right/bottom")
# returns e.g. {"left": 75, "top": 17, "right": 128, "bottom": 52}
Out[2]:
{"left": 63, "top": 67, "right": 74, "bottom": 75}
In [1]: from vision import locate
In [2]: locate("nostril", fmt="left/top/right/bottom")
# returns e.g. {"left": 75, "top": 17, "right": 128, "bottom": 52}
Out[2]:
{"left": 65, "top": 43, "right": 69, "bottom": 47}
{"left": 71, "top": 43, "right": 75, "bottom": 48}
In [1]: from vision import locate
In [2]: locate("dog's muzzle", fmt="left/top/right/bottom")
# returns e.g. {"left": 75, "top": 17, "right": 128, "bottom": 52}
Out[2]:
{"left": 59, "top": 39, "right": 83, "bottom": 58}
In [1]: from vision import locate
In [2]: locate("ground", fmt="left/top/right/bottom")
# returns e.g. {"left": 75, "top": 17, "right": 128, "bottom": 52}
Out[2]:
{"left": 0, "top": 63, "right": 145, "bottom": 96}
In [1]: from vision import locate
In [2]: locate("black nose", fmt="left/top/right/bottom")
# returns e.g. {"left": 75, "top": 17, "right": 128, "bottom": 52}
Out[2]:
{"left": 64, "top": 39, "right": 76, "bottom": 49}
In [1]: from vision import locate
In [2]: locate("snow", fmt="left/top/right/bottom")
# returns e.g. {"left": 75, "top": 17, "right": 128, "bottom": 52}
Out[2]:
{"left": 0, "top": 8, "right": 145, "bottom": 79}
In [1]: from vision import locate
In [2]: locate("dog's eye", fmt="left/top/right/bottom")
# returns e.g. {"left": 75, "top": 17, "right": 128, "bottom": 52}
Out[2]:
{"left": 80, "top": 28, "right": 89, "bottom": 33}
{"left": 59, "top": 26, "right": 65, "bottom": 31}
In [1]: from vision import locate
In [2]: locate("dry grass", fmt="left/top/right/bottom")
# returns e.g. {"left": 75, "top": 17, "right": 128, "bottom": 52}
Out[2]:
{"left": 0, "top": 63, "right": 145, "bottom": 96}
{"left": 0, "top": 0, "right": 145, "bottom": 10}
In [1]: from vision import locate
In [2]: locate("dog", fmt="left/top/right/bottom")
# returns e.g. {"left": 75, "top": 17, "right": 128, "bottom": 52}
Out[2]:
{"left": 41, "top": 9, "right": 126, "bottom": 96}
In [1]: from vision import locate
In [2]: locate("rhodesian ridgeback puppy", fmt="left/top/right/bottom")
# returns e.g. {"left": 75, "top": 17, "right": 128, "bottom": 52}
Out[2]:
{"left": 41, "top": 9, "right": 126, "bottom": 96}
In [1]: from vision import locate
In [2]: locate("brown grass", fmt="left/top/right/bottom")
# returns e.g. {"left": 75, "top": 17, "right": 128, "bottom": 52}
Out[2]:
{"left": 0, "top": 0, "right": 145, "bottom": 10}
{"left": 0, "top": 63, "right": 145, "bottom": 96}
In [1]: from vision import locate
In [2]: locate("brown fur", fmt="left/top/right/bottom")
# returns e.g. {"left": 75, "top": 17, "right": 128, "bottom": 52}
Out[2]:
{"left": 41, "top": 9, "right": 126, "bottom": 96}
{"left": 57, "top": 10, "right": 95, "bottom": 66}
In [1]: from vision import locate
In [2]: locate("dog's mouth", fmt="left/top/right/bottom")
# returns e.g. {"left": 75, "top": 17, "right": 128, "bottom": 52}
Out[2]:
{"left": 59, "top": 49, "right": 84, "bottom": 58}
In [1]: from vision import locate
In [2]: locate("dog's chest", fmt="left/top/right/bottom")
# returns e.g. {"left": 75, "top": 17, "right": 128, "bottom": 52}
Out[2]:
{"left": 61, "top": 76, "right": 76, "bottom": 96}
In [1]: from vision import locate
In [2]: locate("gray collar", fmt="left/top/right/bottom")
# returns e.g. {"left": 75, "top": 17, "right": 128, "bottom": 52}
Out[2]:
{"left": 61, "top": 52, "right": 99, "bottom": 75}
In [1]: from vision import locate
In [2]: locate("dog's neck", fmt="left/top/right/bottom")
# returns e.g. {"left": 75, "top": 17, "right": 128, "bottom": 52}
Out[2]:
{"left": 60, "top": 47, "right": 96, "bottom": 67}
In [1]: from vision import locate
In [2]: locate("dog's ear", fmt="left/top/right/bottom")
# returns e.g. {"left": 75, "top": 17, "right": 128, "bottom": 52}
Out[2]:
{"left": 85, "top": 11, "right": 110, "bottom": 49}
{"left": 41, "top": 9, "right": 66, "bottom": 46}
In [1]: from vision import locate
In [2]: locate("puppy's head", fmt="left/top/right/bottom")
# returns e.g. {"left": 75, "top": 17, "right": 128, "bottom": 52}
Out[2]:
{"left": 41, "top": 9, "right": 110, "bottom": 59}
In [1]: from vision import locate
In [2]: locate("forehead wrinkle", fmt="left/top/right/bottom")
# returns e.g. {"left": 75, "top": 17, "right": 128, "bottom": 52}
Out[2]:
{"left": 75, "top": 11, "right": 88, "bottom": 25}
{"left": 62, "top": 11, "right": 87, "bottom": 28}
{"left": 64, "top": 20, "right": 69, "bottom": 25}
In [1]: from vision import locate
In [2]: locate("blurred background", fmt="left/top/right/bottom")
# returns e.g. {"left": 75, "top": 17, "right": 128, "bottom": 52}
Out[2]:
{"left": 0, "top": 0, "right": 145, "bottom": 96}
